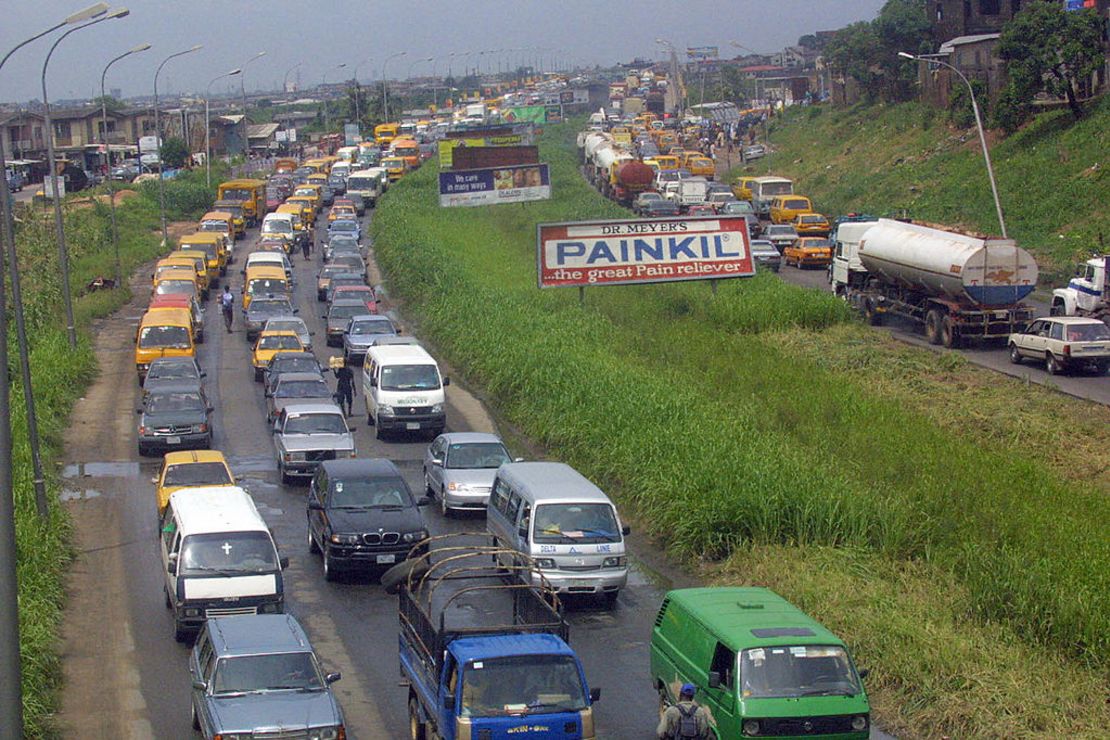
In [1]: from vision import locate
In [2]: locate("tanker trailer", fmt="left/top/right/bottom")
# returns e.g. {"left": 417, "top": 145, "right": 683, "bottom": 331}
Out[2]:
{"left": 850, "top": 219, "right": 1038, "bottom": 347}
{"left": 609, "top": 159, "right": 656, "bottom": 205}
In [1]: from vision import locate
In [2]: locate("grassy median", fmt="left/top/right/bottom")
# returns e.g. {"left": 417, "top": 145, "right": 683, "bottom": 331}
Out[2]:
{"left": 10, "top": 168, "right": 221, "bottom": 736}
{"left": 372, "top": 123, "right": 1109, "bottom": 737}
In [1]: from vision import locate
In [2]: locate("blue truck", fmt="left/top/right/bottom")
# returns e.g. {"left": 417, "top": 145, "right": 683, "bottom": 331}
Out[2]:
{"left": 392, "top": 535, "right": 600, "bottom": 740}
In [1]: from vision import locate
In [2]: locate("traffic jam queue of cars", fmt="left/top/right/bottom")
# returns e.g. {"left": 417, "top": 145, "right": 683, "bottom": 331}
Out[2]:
{"left": 135, "top": 132, "right": 873, "bottom": 738}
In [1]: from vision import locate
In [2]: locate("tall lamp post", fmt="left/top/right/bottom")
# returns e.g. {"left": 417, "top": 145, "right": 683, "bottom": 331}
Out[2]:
{"left": 100, "top": 42, "right": 150, "bottom": 287}
{"left": 239, "top": 51, "right": 266, "bottom": 117}
{"left": 282, "top": 61, "right": 302, "bottom": 94}
{"left": 322, "top": 62, "right": 347, "bottom": 134}
{"left": 154, "top": 44, "right": 203, "bottom": 246}
{"left": 899, "top": 51, "right": 1007, "bottom": 238}
{"left": 353, "top": 57, "right": 373, "bottom": 123}
{"left": 42, "top": 6, "right": 130, "bottom": 352}
{"left": 406, "top": 56, "right": 432, "bottom": 113}
{"left": 206, "top": 68, "right": 241, "bottom": 187}
{"left": 382, "top": 51, "right": 406, "bottom": 122}
{"left": 0, "top": 3, "right": 111, "bottom": 734}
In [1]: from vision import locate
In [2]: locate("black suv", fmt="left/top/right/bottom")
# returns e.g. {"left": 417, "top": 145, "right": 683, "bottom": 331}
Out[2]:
{"left": 307, "top": 459, "right": 430, "bottom": 581}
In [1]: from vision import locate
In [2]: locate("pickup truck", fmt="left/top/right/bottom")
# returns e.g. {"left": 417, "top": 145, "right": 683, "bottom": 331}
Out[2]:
{"left": 390, "top": 535, "right": 600, "bottom": 740}
{"left": 272, "top": 403, "right": 356, "bottom": 484}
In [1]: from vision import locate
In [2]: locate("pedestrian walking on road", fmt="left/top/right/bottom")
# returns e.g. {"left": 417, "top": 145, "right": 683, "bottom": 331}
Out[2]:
{"left": 220, "top": 285, "right": 235, "bottom": 333}
{"left": 657, "top": 683, "right": 711, "bottom": 739}
{"left": 333, "top": 360, "right": 356, "bottom": 416}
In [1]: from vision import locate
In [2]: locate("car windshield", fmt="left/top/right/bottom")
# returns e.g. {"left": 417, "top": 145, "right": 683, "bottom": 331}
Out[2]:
{"left": 248, "top": 279, "right": 288, "bottom": 295}
{"left": 262, "top": 220, "right": 293, "bottom": 235}
{"left": 163, "top": 462, "right": 231, "bottom": 487}
{"left": 139, "top": 325, "right": 191, "bottom": 349}
{"left": 380, "top": 364, "right": 438, "bottom": 391}
{"left": 276, "top": 380, "right": 331, "bottom": 399}
{"left": 461, "top": 654, "right": 588, "bottom": 718}
{"left": 283, "top": 413, "right": 348, "bottom": 435}
{"left": 146, "top": 391, "right": 205, "bottom": 413}
{"left": 800, "top": 215, "right": 825, "bottom": 224}
{"left": 328, "top": 477, "right": 412, "bottom": 509}
{"left": 1067, "top": 323, "right": 1110, "bottom": 341}
{"left": 446, "top": 442, "right": 511, "bottom": 469}
{"left": 330, "top": 305, "right": 365, "bottom": 321}
{"left": 154, "top": 281, "right": 194, "bottom": 296}
{"left": 147, "top": 362, "right": 198, "bottom": 380}
{"left": 258, "top": 335, "right": 302, "bottom": 350}
{"left": 221, "top": 188, "right": 251, "bottom": 200}
{"left": 724, "top": 203, "right": 754, "bottom": 214}
{"left": 351, "top": 319, "right": 393, "bottom": 335}
{"left": 179, "top": 531, "right": 278, "bottom": 576}
{"left": 250, "top": 301, "right": 292, "bottom": 317}
{"left": 766, "top": 226, "right": 795, "bottom": 236}
{"left": 639, "top": 193, "right": 662, "bottom": 202}
{"left": 801, "top": 239, "right": 831, "bottom": 249}
{"left": 271, "top": 357, "right": 319, "bottom": 374}
{"left": 330, "top": 222, "right": 357, "bottom": 232}
{"left": 532, "top": 503, "right": 620, "bottom": 544}
{"left": 211, "top": 652, "right": 323, "bottom": 695}
{"left": 740, "top": 645, "right": 861, "bottom": 699}
{"left": 199, "top": 221, "right": 226, "bottom": 232}
{"left": 784, "top": 199, "right": 810, "bottom": 209}
{"left": 266, "top": 320, "right": 302, "bottom": 334}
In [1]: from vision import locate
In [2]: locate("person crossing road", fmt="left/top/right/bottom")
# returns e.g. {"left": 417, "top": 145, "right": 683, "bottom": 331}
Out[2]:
{"left": 220, "top": 285, "right": 235, "bottom": 333}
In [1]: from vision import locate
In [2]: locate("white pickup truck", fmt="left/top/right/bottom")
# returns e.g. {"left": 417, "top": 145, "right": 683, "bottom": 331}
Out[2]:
{"left": 661, "top": 177, "right": 709, "bottom": 212}
{"left": 1051, "top": 255, "right": 1109, "bottom": 323}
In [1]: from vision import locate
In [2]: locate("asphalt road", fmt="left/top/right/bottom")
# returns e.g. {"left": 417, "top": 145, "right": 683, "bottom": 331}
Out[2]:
{"left": 55, "top": 204, "right": 693, "bottom": 739}
{"left": 777, "top": 262, "right": 1110, "bottom": 405}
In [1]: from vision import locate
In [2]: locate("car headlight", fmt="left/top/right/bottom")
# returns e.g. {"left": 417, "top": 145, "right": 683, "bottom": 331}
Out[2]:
{"left": 430, "top": 402, "right": 444, "bottom": 414}
{"left": 259, "top": 602, "right": 281, "bottom": 614}
{"left": 310, "top": 727, "right": 342, "bottom": 740}
{"left": 183, "top": 608, "right": 201, "bottom": 617}
{"left": 191, "top": 423, "right": 208, "bottom": 434}
{"left": 329, "top": 533, "right": 359, "bottom": 545}
{"left": 284, "top": 451, "right": 306, "bottom": 462}
{"left": 534, "top": 558, "right": 556, "bottom": 569}
{"left": 851, "top": 716, "right": 868, "bottom": 732}
{"left": 402, "top": 530, "right": 428, "bottom": 543}
{"left": 377, "top": 404, "right": 394, "bottom": 416}
{"left": 214, "top": 734, "right": 245, "bottom": 740}
{"left": 742, "top": 719, "right": 760, "bottom": 736}
{"left": 602, "top": 556, "right": 627, "bottom": 568}
{"left": 138, "top": 425, "right": 148, "bottom": 436}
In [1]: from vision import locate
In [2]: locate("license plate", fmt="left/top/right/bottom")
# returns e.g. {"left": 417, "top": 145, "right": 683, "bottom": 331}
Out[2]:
{"left": 376, "top": 554, "right": 396, "bottom": 564}
{"left": 166, "top": 436, "right": 181, "bottom": 444}
{"left": 405, "top": 422, "right": 420, "bottom": 430}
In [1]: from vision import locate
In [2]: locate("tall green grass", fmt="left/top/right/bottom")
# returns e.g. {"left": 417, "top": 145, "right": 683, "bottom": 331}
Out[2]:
{"left": 8, "top": 171, "right": 221, "bottom": 737}
{"left": 373, "top": 123, "right": 1108, "bottom": 676}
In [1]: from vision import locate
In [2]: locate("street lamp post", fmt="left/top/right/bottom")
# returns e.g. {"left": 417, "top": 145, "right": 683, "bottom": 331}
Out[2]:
{"left": 0, "top": 4, "right": 112, "bottom": 732}
{"left": 382, "top": 52, "right": 406, "bottom": 122}
{"left": 42, "top": 6, "right": 130, "bottom": 352}
{"left": 354, "top": 58, "right": 373, "bottom": 124}
{"left": 899, "top": 52, "right": 1007, "bottom": 238}
{"left": 282, "top": 61, "right": 302, "bottom": 94}
{"left": 100, "top": 42, "right": 150, "bottom": 287}
{"left": 206, "top": 68, "right": 241, "bottom": 187}
{"left": 154, "top": 44, "right": 202, "bottom": 246}
{"left": 406, "top": 56, "right": 432, "bottom": 112}
{"left": 322, "top": 63, "right": 347, "bottom": 134}
{"left": 239, "top": 51, "right": 266, "bottom": 117}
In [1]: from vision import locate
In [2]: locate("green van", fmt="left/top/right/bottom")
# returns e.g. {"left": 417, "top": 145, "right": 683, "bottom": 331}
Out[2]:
{"left": 651, "top": 588, "right": 870, "bottom": 739}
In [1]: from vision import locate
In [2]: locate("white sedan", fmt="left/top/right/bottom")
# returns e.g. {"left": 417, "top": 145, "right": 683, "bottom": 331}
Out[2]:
{"left": 1008, "top": 316, "right": 1110, "bottom": 375}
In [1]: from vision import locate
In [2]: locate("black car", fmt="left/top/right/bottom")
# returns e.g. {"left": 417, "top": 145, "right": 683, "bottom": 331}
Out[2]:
{"left": 346, "top": 192, "right": 366, "bottom": 216}
{"left": 323, "top": 299, "right": 371, "bottom": 347}
{"left": 264, "top": 351, "right": 323, "bottom": 396}
{"left": 320, "top": 186, "right": 335, "bottom": 207}
{"left": 323, "top": 235, "right": 360, "bottom": 263}
{"left": 640, "top": 199, "right": 681, "bottom": 218}
{"left": 307, "top": 459, "right": 431, "bottom": 580}
{"left": 243, "top": 296, "right": 297, "bottom": 342}
{"left": 142, "top": 356, "right": 205, "bottom": 397}
{"left": 136, "top": 383, "right": 213, "bottom": 456}
{"left": 327, "top": 175, "right": 346, "bottom": 195}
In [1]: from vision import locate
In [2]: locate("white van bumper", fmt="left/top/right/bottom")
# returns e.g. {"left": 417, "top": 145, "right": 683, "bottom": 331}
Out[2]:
{"left": 532, "top": 566, "right": 628, "bottom": 595}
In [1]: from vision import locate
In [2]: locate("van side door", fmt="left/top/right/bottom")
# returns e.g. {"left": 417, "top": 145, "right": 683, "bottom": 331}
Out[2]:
{"left": 161, "top": 513, "right": 182, "bottom": 601}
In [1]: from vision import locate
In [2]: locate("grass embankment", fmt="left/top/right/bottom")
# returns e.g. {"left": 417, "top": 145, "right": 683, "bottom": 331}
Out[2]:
{"left": 373, "top": 124, "right": 1110, "bottom": 737}
{"left": 10, "top": 167, "right": 222, "bottom": 737}
{"left": 732, "top": 97, "right": 1110, "bottom": 281}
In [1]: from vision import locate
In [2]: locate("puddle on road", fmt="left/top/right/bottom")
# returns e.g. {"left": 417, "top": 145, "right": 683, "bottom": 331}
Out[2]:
{"left": 226, "top": 456, "right": 282, "bottom": 474}
{"left": 61, "top": 461, "right": 142, "bottom": 478}
{"left": 60, "top": 488, "right": 103, "bottom": 502}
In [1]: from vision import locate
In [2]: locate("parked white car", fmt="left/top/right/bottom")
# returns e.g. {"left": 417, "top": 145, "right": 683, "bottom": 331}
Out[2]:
{"left": 1008, "top": 316, "right": 1110, "bottom": 375}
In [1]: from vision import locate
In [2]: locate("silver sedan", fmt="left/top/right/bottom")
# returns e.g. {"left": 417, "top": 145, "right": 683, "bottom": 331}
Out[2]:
{"left": 422, "top": 432, "right": 516, "bottom": 516}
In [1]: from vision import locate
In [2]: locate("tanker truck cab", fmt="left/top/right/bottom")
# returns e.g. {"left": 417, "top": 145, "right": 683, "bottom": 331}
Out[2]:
{"left": 486, "top": 462, "right": 629, "bottom": 607}
{"left": 651, "top": 587, "right": 871, "bottom": 740}
{"left": 395, "top": 537, "right": 600, "bottom": 740}
{"left": 1051, "top": 256, "right": 1109, "bottom": 319}
{"left": 830, "top": 220, "right": 879, "bottom": 297}
{"left": 161, "top": 487, "right": 288, "bottom": 641}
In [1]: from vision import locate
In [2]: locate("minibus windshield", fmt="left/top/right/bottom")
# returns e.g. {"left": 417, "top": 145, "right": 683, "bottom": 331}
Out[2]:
{"left": 379, "top": 364, "right": 439, "bottom": 391}
{"left": 532, "top": 503, "right": 620, "bottom": 544}
{"left": 740, "top": 645, "right": 861, "bottom": 699}
{"left": 139, "top": 325, "right": 191, "bottom": 349}
{"left": 180, "top": 531, "right": 278, "bottom": 575}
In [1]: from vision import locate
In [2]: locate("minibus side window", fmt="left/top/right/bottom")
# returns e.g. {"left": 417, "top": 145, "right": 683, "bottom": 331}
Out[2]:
{"left": 491, "top": 479, "right": 511, "bottom": 516}
{"left": 710, "top": 642, "right": 736, "bottom": 690}
{"left": 506, "top": 492, "right": 522, "bottom": 525}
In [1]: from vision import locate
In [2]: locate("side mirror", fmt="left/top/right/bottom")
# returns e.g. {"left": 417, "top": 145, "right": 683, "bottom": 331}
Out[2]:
{"left": 518, "top": 526, "right": 528, "bottom": 538}
{"left": 325, "top": 672, "right": 342, "bottom": 685}
{"left": 513, "top": 457, "right": 524, "bottom": 463}
{"left": 369, "top": 377, "right": 377, "bottom": 387}
{"left": 200, "top": 371, "right": 207, "bottom": 378}
{"left": 858, "top": 668, "right": 870, "bottom": 680}
{"left": 134, "top": 408, "right": 143, "bottom": 415}
{"left": 279, "top": 555, "right": 290, "bottom": 570}
{"left": 708, "top": 672, "right": 722, "bottom": 689}
{"left": 621, "top": 525, "right": 631, "bottom": 536}
{"left": 417, "top": 496, "right": 432, "bottom": 507}
{"left": 589, "top": 687, "right": 601, "bottom": 703}
{"left": 308, "top": 500, "right": 324, "bottom": 511}
{"left": 444, "top": 695, "right": 455, "bottom": 711}
{"left": 150, "top": 476, "right": 159, "bottom": 485}
{"left": 442, "top": 376, "right": 450, "bottom": 386}
{"left": 166, "top": 554, "right": 178, "bottom": 574}
{"left": 192, "top": 680, "right": 207, "bottom": 692}
{"left": 293, "top": 308, "right": 299, "bottom": 314}
{"left": 207, "top": 406, "right": 215, "bottom": 413}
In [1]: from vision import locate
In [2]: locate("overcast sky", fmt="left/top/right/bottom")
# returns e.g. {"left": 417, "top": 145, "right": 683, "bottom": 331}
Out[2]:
{"left": 1, "top": 0, "right": 886, "bottom": 103}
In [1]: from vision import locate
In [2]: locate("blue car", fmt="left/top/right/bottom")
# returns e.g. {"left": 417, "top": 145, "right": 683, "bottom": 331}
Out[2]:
{"left": 327, "top": 218, "right": 361, "bottom": 244}
{"left": 189, "top": 614, "right": 345, "bottom": 740}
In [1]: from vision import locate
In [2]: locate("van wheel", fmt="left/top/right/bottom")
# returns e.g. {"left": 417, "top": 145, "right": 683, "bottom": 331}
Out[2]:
{"left": 409, "top": 696, "right": 427, "bottom": 740}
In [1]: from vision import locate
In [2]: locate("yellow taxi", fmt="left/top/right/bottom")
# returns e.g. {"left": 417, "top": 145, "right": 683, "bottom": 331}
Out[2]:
{"left": 242, "top": 264, "right": 290, "bottom": 310}
{"left": 687, "top": 156, "right": 716, "bottom": 180}
{"left": 381, "top": 156, "right": 407, "bottom": 182}
{"left": 251, "top": 329, "right": 304, "bottom": 381}
{"left": 784, "top": 237, "right": 833, "bottom": 269}
{"left": 287, "top": 195, "right": 318, "bottom": 224}
{"left": 135, "top": 306, "right": 195, "bottom": 381}
{"left": 794, "top": 213, "right": 831, "bottom": 237}
{"left": 152, "top": 450, "right": 235, "bottom": 517}
{"left": 152, "top": 268, "right": 202, "bottom": 304}
{"left": 770, "top": 195, "right": 815, "bottom": 224}
{"left": 731, "top": 176, "right": 759, "bottom": 202}
{"left": 157, "top": 253, "right": 209, "bottom": 298}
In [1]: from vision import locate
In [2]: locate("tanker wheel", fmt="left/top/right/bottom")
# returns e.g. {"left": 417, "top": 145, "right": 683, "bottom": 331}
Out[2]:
{"left": 924, "top": 310, "right": 942, "bottom": 345}
{"left": 408, "top": 696, "right": 427, "bottom": 740}
{"left": 940, "top": 316, "right": 958, "bottom": 348}
{"left": 864, "top": 300, "right": 882, "bottom": 327}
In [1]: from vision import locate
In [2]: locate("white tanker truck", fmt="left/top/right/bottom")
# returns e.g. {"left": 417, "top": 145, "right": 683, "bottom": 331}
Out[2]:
{"left": 831, "top": 218, "right": 1038, "bottom": 347}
